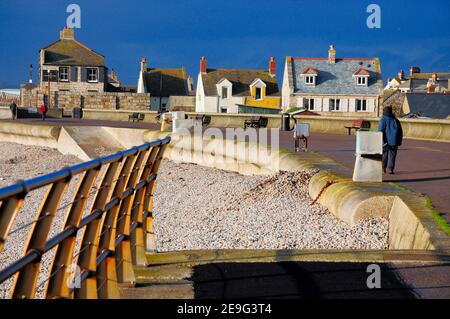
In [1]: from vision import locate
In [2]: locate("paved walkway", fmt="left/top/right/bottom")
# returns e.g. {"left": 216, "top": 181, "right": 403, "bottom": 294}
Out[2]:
{"left": 278, "top": 131, "right": 450, "bottom": 223}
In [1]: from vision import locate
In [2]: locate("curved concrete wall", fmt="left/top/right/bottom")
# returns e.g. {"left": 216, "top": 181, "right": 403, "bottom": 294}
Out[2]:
{"left": 82, "top": 109, "right": 450, "bottom": 143}
{"left": 0, "top": 121, "right": 61, "bottom": 148}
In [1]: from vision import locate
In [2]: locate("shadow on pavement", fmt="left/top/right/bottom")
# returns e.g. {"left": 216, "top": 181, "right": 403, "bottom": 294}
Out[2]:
{"left": 191, "top": 262, "right": 417, "bottom": 299}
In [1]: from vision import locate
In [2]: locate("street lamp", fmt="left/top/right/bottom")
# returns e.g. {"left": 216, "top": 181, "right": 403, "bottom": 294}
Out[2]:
{"left": 46, "top": 69, "right": 51, "bottom": 108}
{"left": 29, "top": 64, "right": 33, "bottom": 107}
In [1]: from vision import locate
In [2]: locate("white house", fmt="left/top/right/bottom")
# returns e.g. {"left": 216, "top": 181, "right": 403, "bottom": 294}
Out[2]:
{"left": 137, "top": 57, "right": 190, "bottom": 111}
{"left": 282, "top": 45, "right": 384, "bottom": 117}
{"left": 195, "top": 56, "right": 280, "bottom": 114}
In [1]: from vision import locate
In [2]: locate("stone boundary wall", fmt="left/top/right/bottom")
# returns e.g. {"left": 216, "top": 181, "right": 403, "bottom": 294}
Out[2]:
{"left": 20, "top": 86, "right": 151, "bottom": 111}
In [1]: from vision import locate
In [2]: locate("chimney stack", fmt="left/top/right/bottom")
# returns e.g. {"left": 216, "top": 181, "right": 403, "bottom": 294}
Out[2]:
{"left": 398, "top": 70, "right": 404, "bottom": 81}
{"left": 269, "top": 57, "right": 276, "bottom": 77}
{"left": 200, "top": 56, "right": 207, "bottom": 73}
{"left": 409, "top": 66, "right": 421, "bottom": 77}
{"left": 328, "top": 45, "right": 336, "bottom": 64}
{"left": 140, "top": 57, "right": 148, "bottom": 73}
{"left": 60, "top": 26, "right": 75, "bottom": 40}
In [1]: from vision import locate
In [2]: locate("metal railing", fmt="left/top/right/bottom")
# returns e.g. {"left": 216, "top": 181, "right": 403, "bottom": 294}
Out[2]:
{"left": 0, "top": 136, "right": 171, "bottom": 299}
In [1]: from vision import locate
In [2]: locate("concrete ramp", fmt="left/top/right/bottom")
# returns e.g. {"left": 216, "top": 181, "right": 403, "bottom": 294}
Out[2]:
{"left": 59, "top": 126, "right": 124, "bottom": 160}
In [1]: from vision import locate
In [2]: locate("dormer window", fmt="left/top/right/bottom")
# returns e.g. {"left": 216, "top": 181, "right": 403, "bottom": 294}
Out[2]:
{"left": 305, "top": 75, "right": 315, "bottom": 85}
{"left": 301, "top": 67, "right": 318, "bottom": 86}
{"left": 217, "top": 78, "right": 232, "bottom": 99}
{"left": 249, "top": 78, "right": 266, "bottom": 100}
{"left": 353, "top": 68, "right": 370, "bottom": 87}
{"left": 356, "top": 76, "right": 368, "bottom": 86}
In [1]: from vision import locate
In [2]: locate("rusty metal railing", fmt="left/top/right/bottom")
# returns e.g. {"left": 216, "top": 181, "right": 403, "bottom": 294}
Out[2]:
{"left": 0, "top": 136, "right": 171, "bottom": 299}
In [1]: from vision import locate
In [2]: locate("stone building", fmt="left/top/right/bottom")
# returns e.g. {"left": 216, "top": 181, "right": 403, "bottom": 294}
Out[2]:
{"left": 20, "top": 28, "right": 151, "bottom": 112}
{"left": 195, "top": 56, "right": 281, "bottom": 114}
{"left": 137, "top": 57, "right": 191, "bottom": 112}
{"left": 282, "top": 45, "right": 383, "bottom": 117}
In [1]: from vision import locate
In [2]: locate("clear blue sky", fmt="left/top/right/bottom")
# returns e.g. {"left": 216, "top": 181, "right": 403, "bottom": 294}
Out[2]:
{"left": 0, "top": 0, "right": 449, "bottom": 88}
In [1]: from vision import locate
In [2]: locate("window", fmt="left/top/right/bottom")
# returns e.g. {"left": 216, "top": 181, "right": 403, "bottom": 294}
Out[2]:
{"left": 255, "top": 87, "right": 262, "bottom": 100}
{"left": 330, "top": 98, "right": 340, "bottom": 111}
{"left": 356, "top": 76, "right": 368, "bottom": 86}
{"left": 220, "top": 107, "right": 227, "bottom": 113}
{"left": 303, "top": 98, "right": 314, "bottom": 110}
{"left": 87, "top": 68, "right": 98, "bottom": 82}
{"left": 221, "top": 87, "right": 228, "bottom": 99}
{"left": 59, "top": 67, "right": 69, "bottom": 82}
{"left": 356, "top": 99, "right": 367, "bottom": 112}
{"left": 304, "top": 75, "right": 315, "bottom": 85}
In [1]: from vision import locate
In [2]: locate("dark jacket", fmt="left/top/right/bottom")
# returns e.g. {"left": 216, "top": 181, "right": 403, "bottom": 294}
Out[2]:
{"left": 378, "top": 112, "right": 403, "bottom": 146}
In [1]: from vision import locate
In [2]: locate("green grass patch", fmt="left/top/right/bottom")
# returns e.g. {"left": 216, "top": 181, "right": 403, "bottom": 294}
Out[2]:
{"left": 389, "top": 182, "right": 450, "bottom": 236}
{"left": 425, "top": 197, "right": 450, "bottom": 236}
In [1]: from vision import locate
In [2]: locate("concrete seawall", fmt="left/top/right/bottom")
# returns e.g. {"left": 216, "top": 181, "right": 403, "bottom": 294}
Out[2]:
{"left": 0, "top": 121, "right": 448, "bottom": 252}
{"left": 82, "top": 109, "right": 450, "bottom": 143}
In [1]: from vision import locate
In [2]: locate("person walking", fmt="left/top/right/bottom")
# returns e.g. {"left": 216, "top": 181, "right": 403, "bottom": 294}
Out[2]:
{"left": 378, "top": 106, "right": 403, "bottom": 174}
{"left": 39, "top": 103, "right": 48, "bottom": 121}
{"left": 9, "top": 100, "right": 18, "bottom": 120}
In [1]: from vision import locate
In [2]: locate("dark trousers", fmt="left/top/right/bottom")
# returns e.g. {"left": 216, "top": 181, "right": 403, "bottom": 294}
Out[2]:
{"left": 382, "top": 145, "right": 398, "bottom": 171}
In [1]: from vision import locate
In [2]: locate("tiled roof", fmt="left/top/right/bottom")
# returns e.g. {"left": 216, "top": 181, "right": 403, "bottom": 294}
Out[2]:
{"left": 201, "top": 69, "right": 279, "bottom": 96}
{"left": 144, "top": 68, "right": 188, "bottom": 97}
{"left": 353, "top": 67, "right": 370, "bottom": 76}
{"left": 42, "top": 39, "right": 105, "bottom": 66}
{"left": 290, "top": 58, "right": 382, "bottom": 96}
{"left": 405, "top": 93, "right": 450, "bottom": 119}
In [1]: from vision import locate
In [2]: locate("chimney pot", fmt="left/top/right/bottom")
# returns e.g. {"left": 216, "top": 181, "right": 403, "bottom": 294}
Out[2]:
{"left": 398, "top": 70, "right": 404, "bottom": 80}
{"left": 140, "top": 57, "right": 148, "bottom": 73}
{"left": 200, "top": 56, "right": 207, "bottom": 73}
{"left": 269, "top": 57, "right": 276, "bottom": 77}
{"left": 328, "top": 45, "right": 336, "bottom": 64}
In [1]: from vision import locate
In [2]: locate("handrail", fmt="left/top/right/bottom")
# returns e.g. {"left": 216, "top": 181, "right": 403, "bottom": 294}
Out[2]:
{"left": 0, "top": 136, "right": 171, "bottom": 299}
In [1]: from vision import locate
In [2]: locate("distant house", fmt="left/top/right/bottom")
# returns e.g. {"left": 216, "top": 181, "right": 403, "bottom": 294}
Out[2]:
{"left": 137, "top": 58, "right": 190, "bottom": 112}
{"left": 39, "top": 27, "right": 111, "bottom": 96}
{"left": 382, "top": 89, "right": 405, "bottom": 116}
{"left": 282, "top": 45, "right": 383, "bottom": 117}
{"left": 393, "top": 67, "right": 450, "bottom": 93}
{"left": 402, "top": 93, "right": 450, "bottom": 119}
{"left": 195, "top": 56, "right": 281, "bottom": 114}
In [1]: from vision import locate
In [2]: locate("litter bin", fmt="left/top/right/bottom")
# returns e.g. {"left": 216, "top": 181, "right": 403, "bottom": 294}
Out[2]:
{"left": 72, "top": 107, "right": 83, "bottom": 119}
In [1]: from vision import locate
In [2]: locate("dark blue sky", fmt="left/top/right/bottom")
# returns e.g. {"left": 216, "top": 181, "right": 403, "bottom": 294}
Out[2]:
{"left": 0, "top": 0, "right": 449, "bottom": 88}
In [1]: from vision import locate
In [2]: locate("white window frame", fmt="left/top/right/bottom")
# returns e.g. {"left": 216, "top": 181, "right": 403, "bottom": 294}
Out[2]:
{"left": 330, "top": 98, "right": 340, "bottom": 111}
{"left": 304, "top": 75, "right": 316, "bottom": 85}
{"left": 356, "top": 99, "right": 367, "bottom": 112}
{"left": 303, "top": 98, "right": 314, "bottom": 110}
{"left": 59, "top": 67, "right": 69, "bottom": 82}
{"left": 355, "top": 75, "right": 369, "bottom": 86}
{"left": 87, "top": 67, "right": 99, "bottom": 83}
